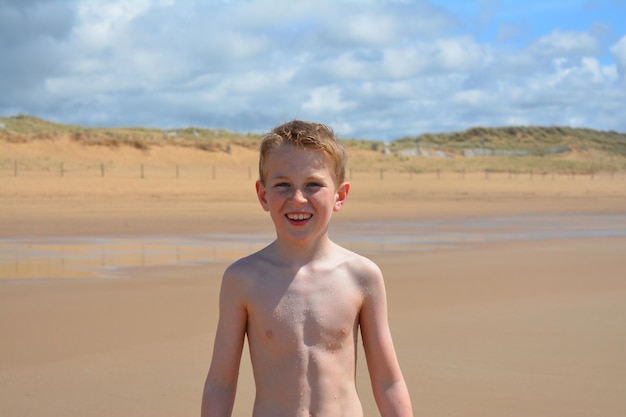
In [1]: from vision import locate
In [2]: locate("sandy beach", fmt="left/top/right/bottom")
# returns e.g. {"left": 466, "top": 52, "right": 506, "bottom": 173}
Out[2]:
{"left": 1, "top": 142, "right": 626, "bottom": 416}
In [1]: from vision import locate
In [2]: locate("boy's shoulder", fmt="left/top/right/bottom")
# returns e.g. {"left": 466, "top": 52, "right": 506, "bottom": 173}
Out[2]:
{"left": 223, "top": 249, "right": 268, "bottom": 278}
{"left": 343, "top": 246, "right": 383, "bottom": 278}
{"left": 222, "top": 243, "right": 281, "bottom": 283}
{"left": 226, "top": 241, "right": 380, "bottom": 270}
{"left": 335, "top": 243, "right": 379, "bottom": 268}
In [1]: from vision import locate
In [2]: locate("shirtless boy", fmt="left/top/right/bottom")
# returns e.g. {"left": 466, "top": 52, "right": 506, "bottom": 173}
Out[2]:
{"left": 201, "top": 120, "right": 413, "bottom": 417}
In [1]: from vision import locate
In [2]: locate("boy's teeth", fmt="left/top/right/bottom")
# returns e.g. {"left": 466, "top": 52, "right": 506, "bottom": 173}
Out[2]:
{"left": 288, "top": 213, "right": 310, "bottom": 220}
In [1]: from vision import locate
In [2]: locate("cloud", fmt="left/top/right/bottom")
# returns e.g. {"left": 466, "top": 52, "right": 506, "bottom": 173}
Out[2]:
{"left": 0, "top": 0, "right": 624, "bottom": 139}
{"left": 73, "top": 0, "right": 152, "bottom": 49}
{"left": 610, "top": 35, "right": 626, "bottom": 78}
{"left": 303, "top": 86, "right": 357, "bottom": 113}
{"left": 0, "top": 1, "right": 75, "bottom": 102}
{"left": 529, "top": 29, "right": 600, "bottom": 57}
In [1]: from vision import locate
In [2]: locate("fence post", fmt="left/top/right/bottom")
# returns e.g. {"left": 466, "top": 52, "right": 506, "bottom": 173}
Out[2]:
{"left": 141, "top": 164, "right": 144, "bottom": 179}
{"left": 380, "top": 169, "right": 384, "bottom": 180}
{"left": 176, "top": 165, "right": 179, "bottom": 179}
{"left": 60, "top": 162, "right": 64, "bottom": 177}
{"left": 101, "top": 163, "right": 105, "bottom": 177}
{"left": 14, "top": 161, "right": 17, "bottom": 176}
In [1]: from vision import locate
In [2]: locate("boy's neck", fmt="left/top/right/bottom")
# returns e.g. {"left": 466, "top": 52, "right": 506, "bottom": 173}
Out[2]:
{"left": 272, "top": 233, "right": 335, "bottom": 267}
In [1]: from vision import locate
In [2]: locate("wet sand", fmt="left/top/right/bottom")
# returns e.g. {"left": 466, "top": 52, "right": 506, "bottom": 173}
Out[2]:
{"left": 1, "top": 169, "right": 626, "bottom": 416}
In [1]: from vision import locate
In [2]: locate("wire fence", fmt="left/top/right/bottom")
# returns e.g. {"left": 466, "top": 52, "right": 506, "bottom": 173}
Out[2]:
{"left": 2, "top": 161, "right": 258, "bottom": 180}
{"left": 2, "top": 160, "right": 625, "bottom": 182}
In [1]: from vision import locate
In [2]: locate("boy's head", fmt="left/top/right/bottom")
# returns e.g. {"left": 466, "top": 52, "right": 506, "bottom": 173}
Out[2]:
{"left": 258, "top": 120, "right": 347, "bottom": 186}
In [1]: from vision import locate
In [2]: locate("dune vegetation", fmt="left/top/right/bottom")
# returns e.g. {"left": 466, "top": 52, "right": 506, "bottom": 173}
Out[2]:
{"left": 1, "top": 114, "right": 625, "bottom": 175}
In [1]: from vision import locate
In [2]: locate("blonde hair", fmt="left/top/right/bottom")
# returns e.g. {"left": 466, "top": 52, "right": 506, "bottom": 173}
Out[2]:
{"left": 258, "top": 120, "right": 347, "bottom": 185}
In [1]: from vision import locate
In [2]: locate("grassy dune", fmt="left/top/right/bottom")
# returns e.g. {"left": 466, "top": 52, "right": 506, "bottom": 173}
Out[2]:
{"left": 1, "top": 114, "right": 625, "bottom": 174}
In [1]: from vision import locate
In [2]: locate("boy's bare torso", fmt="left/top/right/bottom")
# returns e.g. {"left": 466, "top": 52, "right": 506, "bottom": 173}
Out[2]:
{"left": 235, "top": 243, "right": 368, "bottom": 417}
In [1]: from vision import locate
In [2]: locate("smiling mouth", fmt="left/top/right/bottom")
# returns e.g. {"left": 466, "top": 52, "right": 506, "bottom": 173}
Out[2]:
{"left": 286, "top": 213, "right": 312, "bottom": 221}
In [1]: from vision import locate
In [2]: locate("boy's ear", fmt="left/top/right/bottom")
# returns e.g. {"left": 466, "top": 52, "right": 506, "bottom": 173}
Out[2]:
{"left": 334, "top": 182, "right": 350, "bottom": 212}
{"left": 256, "top": 180, "right": 270, "bottom": 212}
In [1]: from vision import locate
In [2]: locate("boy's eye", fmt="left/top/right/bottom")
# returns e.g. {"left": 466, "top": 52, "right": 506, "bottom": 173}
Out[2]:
{"left": 307, "top": 182, "right": 322, "bottom": 188}
{"left": 274, "top": 182, "right": 290, "bottom": 188}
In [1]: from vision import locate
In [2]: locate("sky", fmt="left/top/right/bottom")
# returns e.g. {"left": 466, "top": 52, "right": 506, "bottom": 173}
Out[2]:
{"left": 1, "top": 0, "right": 625, "bottom": 140}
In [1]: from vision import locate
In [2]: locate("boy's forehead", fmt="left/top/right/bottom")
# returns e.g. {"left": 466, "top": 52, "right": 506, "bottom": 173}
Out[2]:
{"left": 265, "top": 145, "right": 334, "bottom": 176}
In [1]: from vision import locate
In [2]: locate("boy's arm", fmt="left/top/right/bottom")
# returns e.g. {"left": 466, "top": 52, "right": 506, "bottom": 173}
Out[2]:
{"left": 359, "top": 261, "right": 414, "bottom": 417}
{"left": 201, "top": 266, "right": 248, "bottom": 417}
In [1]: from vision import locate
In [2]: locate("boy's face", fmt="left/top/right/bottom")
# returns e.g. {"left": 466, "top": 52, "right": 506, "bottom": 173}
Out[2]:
{"left": 256, "top": 144, "right": 349, "bottom": 244}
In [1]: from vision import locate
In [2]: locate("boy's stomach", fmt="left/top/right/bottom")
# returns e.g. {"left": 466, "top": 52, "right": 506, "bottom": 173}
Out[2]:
{"left": 250, "top": 344, "right": 362, "bottom": 417}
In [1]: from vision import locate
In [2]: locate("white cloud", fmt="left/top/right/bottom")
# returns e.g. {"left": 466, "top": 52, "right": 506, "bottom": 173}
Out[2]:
{"left": 380, "top": 36, "right": 490, "bottom": 78}
{"left": 0, "top": 0, "right": 624, "bottom": 138}
{"left": 323, "top": 52, "right": 375, "bottom": 80}
{"left": 431, "top": 36, "right": 492, "bottom": 72}
{"left": 74, "top": 0, "right": 152, "bottom": 49}
{"left": 338, "top": 13, "right": 398, "bottom": 46}
{"left": 302, "top": 86, "right": 357, "bottom": 113}
{"left": 529, "top": 29, "right": 600, "bottom": 57}
{"left": 452, "top": 89, "right": 491, "bottom": 107}
{"left": 381, "top": 47, "right": 425, "bottom": 78}
{"left": 610, "top": 35, "right": 626, "bottom": 78}
{"left": 217, "top": 31, "right": 271, "bottom": 60}
{"left": 581, "top": 57, "right": 618, "bottom": 84}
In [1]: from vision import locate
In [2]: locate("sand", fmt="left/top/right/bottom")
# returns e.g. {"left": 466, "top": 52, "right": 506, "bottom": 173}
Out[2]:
{"left": 1, "top": 141, "right": 626, "bottom": 416}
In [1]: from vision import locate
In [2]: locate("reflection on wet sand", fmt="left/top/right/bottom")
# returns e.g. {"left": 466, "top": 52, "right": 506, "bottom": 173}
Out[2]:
{"left": 2, "top": 213, "right": 625, "bottom": 280}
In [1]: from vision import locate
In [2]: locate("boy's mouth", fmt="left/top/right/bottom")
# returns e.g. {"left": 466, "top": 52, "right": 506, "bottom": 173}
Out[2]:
{"left": 286, "top": 213, "right": 312, "bottom": 222}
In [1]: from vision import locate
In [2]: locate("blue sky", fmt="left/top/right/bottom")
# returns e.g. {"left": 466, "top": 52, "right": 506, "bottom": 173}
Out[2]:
{"left": 1, "top": 0, "right": 624, "bottom": 140}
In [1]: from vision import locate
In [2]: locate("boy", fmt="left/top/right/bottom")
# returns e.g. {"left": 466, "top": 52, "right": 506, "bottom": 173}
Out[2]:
{"left": 201, "top": 120, "right": 413, "bottom": 417}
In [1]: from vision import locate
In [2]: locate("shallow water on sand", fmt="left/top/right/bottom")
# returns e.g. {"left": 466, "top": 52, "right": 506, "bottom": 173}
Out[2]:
{"left": 1, "top": 213, "right": 625, "bottom": 279}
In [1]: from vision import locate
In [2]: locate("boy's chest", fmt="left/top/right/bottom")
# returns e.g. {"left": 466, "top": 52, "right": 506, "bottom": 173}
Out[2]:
{"left": 247, "top": 274, "right": 362, "bottom": 349}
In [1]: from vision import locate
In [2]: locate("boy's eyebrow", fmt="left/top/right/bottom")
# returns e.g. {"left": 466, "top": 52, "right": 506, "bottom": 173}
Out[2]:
{"left": 269, "top": 174, "right": 328, "bottom": 182}
{"left": 268, "top": 174, "right": 289, "bottom": 181}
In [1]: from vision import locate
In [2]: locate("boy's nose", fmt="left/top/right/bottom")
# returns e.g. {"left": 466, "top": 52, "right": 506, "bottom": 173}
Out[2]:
{"left": 290, "top": 189, "right": 307, "bottom": 204}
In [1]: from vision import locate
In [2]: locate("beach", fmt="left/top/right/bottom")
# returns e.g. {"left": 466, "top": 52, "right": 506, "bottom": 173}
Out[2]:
{"left": 1, "top": 144, "right": 626, "bottom": 416}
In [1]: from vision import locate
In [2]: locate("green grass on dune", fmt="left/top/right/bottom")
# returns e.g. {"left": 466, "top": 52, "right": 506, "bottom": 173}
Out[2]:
{"left": 2, "top": 115, "right": 625, "bottom": 174}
